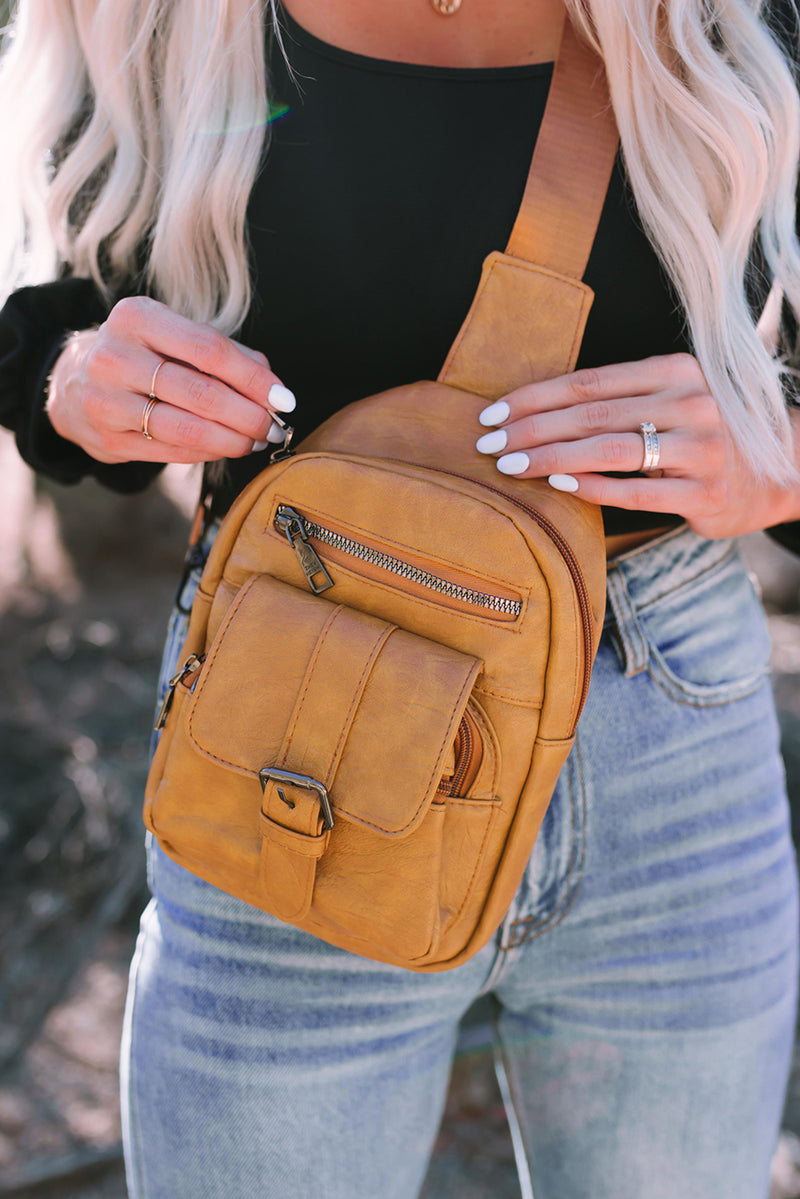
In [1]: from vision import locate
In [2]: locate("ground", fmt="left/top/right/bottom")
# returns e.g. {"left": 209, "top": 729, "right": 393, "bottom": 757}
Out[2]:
{"left": 1, "top": 434, "right": 800, "bottom": 1198}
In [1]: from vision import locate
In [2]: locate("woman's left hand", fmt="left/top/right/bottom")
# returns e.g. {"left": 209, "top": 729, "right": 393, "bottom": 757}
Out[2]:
{"left": 475, "top": 352, "right": 800, "bottom": 539}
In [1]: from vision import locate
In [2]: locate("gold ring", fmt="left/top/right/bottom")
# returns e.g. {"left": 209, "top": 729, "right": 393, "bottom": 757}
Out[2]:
{"left": 149, "top": 358, "right": 167, "bottom": 401}
{"left": 141, "top": 396, "right": 158, "bottom": 441}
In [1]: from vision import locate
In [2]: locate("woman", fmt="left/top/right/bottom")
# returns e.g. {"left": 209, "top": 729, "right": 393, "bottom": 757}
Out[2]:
{"left": 2, "top": 1, "right": 800, "bottom": 1195}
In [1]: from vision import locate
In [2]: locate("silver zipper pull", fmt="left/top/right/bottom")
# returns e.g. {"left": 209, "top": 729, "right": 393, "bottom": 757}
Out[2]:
{"left": 154, "top": 654, "right": 204, "bottom": 730}
{"left": 274, "top": 505, "right": 334, "bottom": 595}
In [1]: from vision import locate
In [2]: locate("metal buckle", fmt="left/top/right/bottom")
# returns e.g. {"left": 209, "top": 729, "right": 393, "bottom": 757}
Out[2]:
{"left": 259, "top": 767, "right": 335, "bottom": 831}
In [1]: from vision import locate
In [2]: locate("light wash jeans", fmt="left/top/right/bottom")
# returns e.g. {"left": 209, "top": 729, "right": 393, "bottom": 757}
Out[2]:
{"left": 121, "top": 524, "right": 798, "bottom": 1199}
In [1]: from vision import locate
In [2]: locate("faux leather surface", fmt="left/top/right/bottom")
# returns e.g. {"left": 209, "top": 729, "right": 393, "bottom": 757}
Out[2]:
{"left": 189, "top": 574, "right": 482, "bottom": 834}
{"left": 439, "top": 254, "right": 593, "bottom": 397}
{"left": 144, "top": 389, "right": 605, "bottom": 967}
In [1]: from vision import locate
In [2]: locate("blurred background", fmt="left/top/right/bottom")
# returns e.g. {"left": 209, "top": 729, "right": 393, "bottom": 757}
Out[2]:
{"left": 1, "top": 432, "right": 800, "bottom": 1199}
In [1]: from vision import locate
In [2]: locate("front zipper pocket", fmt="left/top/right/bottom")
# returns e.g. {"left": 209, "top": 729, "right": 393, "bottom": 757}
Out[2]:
{"left": 274, "top": 504, "right": 522, "bottom": 620}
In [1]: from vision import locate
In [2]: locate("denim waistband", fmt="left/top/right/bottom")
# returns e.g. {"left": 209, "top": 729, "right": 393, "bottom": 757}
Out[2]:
{"left": 606, "top": 523, "right": 735, "bottom": 612}
{"left": 604, "top": 524, "right": 742, "bottom": 679}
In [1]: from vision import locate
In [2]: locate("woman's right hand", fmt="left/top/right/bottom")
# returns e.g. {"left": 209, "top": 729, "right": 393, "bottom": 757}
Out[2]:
{"left": 45, "top": 295, "right": 296, "bottom": 464}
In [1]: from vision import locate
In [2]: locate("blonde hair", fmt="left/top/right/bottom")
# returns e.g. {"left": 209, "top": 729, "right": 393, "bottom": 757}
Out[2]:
{"left": 0, "top": 0, "right": 274, "bottom": 331}
{"left": 2, "top": 0, "right": 800, "bottom": 482}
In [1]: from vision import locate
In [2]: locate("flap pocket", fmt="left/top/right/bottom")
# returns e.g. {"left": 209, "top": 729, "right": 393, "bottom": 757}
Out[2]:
{"left": 188, "top": 575, "right": 483, "bottom": 836}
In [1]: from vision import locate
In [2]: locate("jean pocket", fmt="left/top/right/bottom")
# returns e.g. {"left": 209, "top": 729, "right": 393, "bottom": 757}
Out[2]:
{"left": 636, "top": 547, "right": 772, "bottom": 706}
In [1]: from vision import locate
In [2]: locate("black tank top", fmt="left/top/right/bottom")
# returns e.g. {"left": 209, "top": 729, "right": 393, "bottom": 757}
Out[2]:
{"left": 217, "top": 7, "right": 695, "bottom": 531}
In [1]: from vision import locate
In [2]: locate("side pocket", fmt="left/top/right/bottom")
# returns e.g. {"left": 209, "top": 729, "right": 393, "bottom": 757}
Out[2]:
{"left": 439, "top": 796, "right": 502, "bottom": 938}
{"left": 638, "top": 550, "right": 772, "bottom": 705}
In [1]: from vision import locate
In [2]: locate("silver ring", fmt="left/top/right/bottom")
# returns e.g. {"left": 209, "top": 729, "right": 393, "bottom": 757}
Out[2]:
{"left": 141, "top": 396, "right": 158, "bottom": 441}
{"left": 638, "top": 421, "right": 661, "bottom": 473}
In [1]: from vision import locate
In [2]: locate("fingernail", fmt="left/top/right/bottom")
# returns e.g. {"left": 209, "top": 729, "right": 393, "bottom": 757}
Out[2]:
{"left": 548, "top": 474, "right": 579, "bottom": 493}
{"left": 476, "top": 429, "right": 508, "bottom": 454}
{"left": 253, "top": 421, "right": 287, "bottom": 452}
{"left": 479, "top": 400, "right": 510, "bottom": 427}
{"left": 268, "top": 382, "right": 296, "bottom": 413}
{"left": 497, "top": 452, "right": 529, "bottom": 476}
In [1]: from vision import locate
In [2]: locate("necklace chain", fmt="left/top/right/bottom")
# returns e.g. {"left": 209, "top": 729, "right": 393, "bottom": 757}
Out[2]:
{"left": 430, "top": 0, "right": 463, "bottom": 13}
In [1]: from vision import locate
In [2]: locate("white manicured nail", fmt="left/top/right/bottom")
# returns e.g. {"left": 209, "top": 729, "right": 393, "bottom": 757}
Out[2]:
{"left": 476, "top": 429, "right": 508, "bottom": 454}
{"left": 253, "top": 421, "right": 286, "bottom": 451}
{"left": 268, "top": 382, "right": 296, "bottom": 413}
{"left": 479, "top": 400, "right": 510, "bottom": 427}
{"left": 548, "top": 474, "right": 579, "bottom": 493}
{"left": 266, "top": 420, "right": 287, "bottom": 443}
{"left": 497, "top": 452, "right": 530, "bottom": 476}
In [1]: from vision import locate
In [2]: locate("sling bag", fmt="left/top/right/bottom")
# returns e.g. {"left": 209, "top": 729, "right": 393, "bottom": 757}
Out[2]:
{"left": 144, "top": 19, "right": 617, "bottom": 971}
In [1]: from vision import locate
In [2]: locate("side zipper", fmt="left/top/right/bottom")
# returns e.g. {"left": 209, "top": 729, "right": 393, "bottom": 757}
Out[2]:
{"left": 154, "top": 653, "right": 205, "bottom": 731}
{"left": 436, "top": 707, "right": 483, "bottom": 799}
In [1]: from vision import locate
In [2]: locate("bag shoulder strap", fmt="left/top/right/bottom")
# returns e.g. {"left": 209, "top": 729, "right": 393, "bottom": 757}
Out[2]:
{"left": 506, "top": 17, "right": 618, "bottom": 279}
{"left": 438, "top": 19, "right": 619, "bottom": 397}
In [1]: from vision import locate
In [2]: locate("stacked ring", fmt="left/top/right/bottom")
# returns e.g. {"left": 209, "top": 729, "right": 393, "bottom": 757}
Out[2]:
{"left": 639, "top": 420, "right": 661, "bottom": 473}
{"left": 141, "top": 359, "right": 167, "bottom": 441}
{"left": 141, "top": 397, "right": 158, "bottom": 441}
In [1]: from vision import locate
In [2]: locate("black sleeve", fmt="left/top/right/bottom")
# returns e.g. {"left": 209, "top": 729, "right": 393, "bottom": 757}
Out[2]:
{"left": 0, "top": 278, "right": 164, "bottom": 493}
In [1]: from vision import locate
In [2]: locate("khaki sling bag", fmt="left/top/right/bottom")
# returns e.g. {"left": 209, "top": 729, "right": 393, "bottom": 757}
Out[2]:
{"left": 144, "top": 19, "right": 618, "bottom": 971}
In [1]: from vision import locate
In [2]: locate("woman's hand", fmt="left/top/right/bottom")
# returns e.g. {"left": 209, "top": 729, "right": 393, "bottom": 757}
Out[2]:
{"left": 46, "top": 295, "right": 295, "bottom": 464}
{"left": 475, "top": 352, "right": 800, "bottom": 539}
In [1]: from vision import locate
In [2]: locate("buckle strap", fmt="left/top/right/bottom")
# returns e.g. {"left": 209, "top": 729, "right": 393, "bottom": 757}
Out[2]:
{"left": 258, "top": 606, "right": 394, "bottom": 921}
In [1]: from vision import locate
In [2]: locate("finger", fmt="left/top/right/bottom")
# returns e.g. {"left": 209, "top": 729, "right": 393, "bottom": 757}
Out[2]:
{"left": 493, "top": 430, "right": 701, "bottom": 480}
{"left": 543, "top": 472, "right": 703, "bottom": 516}
{"left": 105, "top": 297, "right": 295, "bottom": 412}
{"left": 229, "top": 339, "right": 298, "bottom": 414}
{"left": 93, "top": 432, "right": 223, "bottom": 465}
{"left": 476, "top": 396, "right": 684, "bottom": 456}
{"left": 231, "top": 339, "right": 271, "bottom": 367}
{"left": 253, "top": 420, "right": 290, "bottom": 451}
{"left": 478, "top": 354, "right": 703, "bottom": 424}
{"left": 111, "top": 392, "right": 256, "bottom": 459}
{"left": 137, "top": 354, "right": 278, "bottom": 443}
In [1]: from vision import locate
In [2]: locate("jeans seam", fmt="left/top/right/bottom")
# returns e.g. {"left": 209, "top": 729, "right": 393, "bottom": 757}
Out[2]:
{"left": 610, "top": 587, "right": 637, "bottom": 672}
{"left": 606, "top": 566, "right": 648, "bottom": 677}
{"left": 490, "top": 1004, "right": 536, "bottom": 1199}
{"left": 645, "top": 657, "right": 771, "bottom": 708}
{"left": 120, "top": 909, "right": 150, "bottom": 1199}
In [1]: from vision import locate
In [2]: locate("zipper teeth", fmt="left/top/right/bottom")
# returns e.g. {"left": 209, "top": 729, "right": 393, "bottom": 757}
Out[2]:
{"left": 448, "top": 714, "right": 473, "bottom": 796}
{"left": 305, "top": 521, "right": 522, "bottom": 616}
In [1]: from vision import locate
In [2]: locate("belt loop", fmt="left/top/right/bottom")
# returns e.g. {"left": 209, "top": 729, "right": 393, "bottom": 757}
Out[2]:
{"left": 606, "top": 564, "right": 649, "bottom": 678}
